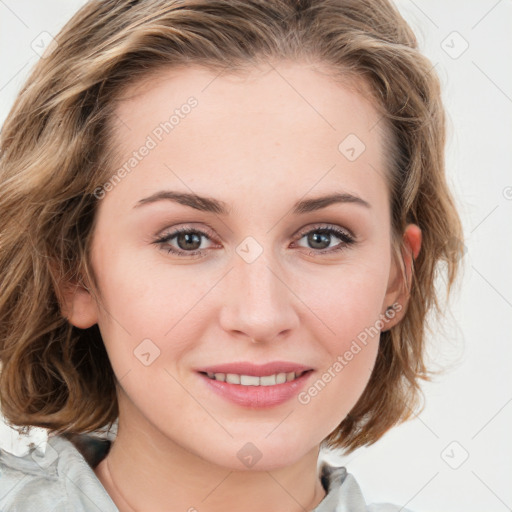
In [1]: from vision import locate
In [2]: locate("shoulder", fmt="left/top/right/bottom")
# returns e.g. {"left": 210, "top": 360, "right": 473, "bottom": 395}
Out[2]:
{"left": 0, "top": 433, "right": 117, "bottom": 512}
{"left": 315, "top": 459, "right": 414, "bottom": 512}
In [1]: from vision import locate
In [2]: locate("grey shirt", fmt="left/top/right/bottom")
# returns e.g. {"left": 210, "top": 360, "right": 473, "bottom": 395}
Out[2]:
{"left": 0, "top": 434, "right": 412, "bottom": 511}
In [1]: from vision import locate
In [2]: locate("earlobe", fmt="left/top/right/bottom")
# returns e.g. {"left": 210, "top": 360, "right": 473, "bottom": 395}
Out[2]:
{"left": 50, "top": 258, "right": 99, "bottom": 329}
{"left": 58, "top": 281, "right": 99, "bottom": 329}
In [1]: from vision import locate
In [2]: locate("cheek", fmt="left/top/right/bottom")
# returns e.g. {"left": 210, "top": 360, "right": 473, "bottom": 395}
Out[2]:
{"left": 296, "top": 341, "right": 379, "bottom": 441}
{"left": 289, "top": 259, "right": 388, "bottom": 414}
{"left": 91, "top": 236, "right": 205, "bottom": 333}
{"left": 90, "top": 246, "right": 232, "bottom": 411}
{"left": 294, "top": 271, "right": 384, "bottom": 434}
{"left": 294, "top": 257, "right": 390, "bottom": 344}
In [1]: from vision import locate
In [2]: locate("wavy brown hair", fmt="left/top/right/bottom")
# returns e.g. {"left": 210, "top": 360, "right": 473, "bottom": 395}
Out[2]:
{"left": 0, "top": 0, "right": 464, "bottom": 453}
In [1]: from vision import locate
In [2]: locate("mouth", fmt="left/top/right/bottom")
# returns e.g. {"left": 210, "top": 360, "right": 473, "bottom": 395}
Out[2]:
{"left": 199, "top": 369, "right": 313, "bottom": 386}
{"left": 195, "top": 361, "right": 315, "bottom": 408}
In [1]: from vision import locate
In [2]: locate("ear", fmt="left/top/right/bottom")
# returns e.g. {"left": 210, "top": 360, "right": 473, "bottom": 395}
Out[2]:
{"left": 381, "top": 223, "right": 422, "bottom": 331}
{"left": 52, "top": 263, "right": 99, "bottom": 329}
{"left": 60, "top": 284, "right": 99, "bottom": 329}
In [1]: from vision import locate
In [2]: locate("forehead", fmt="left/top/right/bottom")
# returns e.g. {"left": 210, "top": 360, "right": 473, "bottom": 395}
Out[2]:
{"left": 104, "top": 62, "right": 390, "bottom": 216}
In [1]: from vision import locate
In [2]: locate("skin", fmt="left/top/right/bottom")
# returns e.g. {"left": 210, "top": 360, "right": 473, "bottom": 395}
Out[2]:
{"left": 61, "top": 61, "right": 421, "bottom": 512}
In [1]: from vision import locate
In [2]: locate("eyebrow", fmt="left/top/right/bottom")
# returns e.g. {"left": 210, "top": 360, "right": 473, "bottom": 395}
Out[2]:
{"left": 134, "top": 190, "right": 371, "bottom": 214}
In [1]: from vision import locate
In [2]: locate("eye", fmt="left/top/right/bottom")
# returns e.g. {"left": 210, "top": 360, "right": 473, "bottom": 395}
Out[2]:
{"left": 294, "top": 225, "right": 356, "bottom": 255}
{"left": 153, "top": 226, "right": 216, "bottom": 257}
{"left": 153, "top": 223, "right": 356, "bottom": 258}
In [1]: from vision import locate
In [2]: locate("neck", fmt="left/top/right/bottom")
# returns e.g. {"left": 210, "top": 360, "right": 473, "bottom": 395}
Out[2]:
{"left": 94, "top": 402, "right": 327, "bottom": 512}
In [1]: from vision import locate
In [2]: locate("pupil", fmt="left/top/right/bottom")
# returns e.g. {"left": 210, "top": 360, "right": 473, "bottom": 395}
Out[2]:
{"left": 178, "top": 232, "right": 201, "bottom": 250}
{"left": 309, "top": 231, "right": 330, "bottom": 249}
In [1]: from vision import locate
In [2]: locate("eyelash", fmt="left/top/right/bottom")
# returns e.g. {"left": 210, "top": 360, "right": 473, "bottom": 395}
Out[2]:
{"left": 152, "top": 224, "right": 356, "bottom": 258}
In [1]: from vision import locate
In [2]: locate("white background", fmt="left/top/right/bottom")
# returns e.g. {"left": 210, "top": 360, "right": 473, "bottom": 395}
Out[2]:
{"left": 1, "top": 1, "right": 511, "bottom": 511}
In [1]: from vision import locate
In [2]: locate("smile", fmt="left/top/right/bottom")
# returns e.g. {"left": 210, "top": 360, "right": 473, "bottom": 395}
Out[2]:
{"left": 202, "top": 370, "right": 309, "bottom": 386}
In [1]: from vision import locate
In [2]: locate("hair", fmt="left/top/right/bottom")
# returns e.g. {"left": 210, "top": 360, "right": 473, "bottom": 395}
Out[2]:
{"left": 0, "top": 0, "right": 464, "bottom": 454}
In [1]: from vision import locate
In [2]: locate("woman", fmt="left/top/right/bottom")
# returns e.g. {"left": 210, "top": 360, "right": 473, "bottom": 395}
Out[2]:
{"left": 0, "top": 0, "right": 463, "bottom": 510}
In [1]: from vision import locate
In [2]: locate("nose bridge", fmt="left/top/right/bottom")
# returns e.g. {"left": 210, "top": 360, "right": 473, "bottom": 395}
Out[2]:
{"left": 220, "top": 239, "right": 298, "bottom": 342}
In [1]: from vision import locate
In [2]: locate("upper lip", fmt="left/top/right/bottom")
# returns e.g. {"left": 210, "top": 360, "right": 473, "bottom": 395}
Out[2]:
{"left": 196, "top": 361, "right": 313, "bottom": 377}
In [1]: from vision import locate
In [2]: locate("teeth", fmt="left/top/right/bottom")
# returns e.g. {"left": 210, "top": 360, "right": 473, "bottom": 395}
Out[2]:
{"left": 260, "top": 374, "right": 276, "bottom": 386}
{"left": 276, "top": 373, "right": 286, "bottom": 384}
{"left": 226, "top": 373, "right": 240, "bottom": 384}
{"left": 240, "top": 375, "right": 260, "bottom": 386}
{"left": 205, "top": 371, "right": 305, "bottom": 386}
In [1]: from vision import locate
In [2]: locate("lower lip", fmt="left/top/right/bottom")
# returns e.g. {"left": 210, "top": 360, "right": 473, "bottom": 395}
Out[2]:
{"left": 198, "top": 371, "right": 314, "bottom": 408}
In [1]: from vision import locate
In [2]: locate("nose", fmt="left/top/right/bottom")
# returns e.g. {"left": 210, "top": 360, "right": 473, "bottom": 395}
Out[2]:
{"left": 218, "top": 244, "right": 299, "bottom": 344}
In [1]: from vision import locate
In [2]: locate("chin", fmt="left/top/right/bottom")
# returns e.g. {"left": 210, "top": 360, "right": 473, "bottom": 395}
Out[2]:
{"left": 197, "top": 436, "right": 317, "bottom": 472}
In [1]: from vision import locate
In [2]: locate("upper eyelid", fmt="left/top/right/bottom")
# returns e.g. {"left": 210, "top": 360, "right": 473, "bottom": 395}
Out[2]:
{"left": 297, "top": 224, "right": 354, "bottom": 237}
{"left": 156, "top": 223, "right": 216, "bottom": 239}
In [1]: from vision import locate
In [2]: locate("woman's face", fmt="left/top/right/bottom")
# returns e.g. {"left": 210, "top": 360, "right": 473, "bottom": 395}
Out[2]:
{"left": 71, "top": 62, "right": 418, "bottom": 470}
